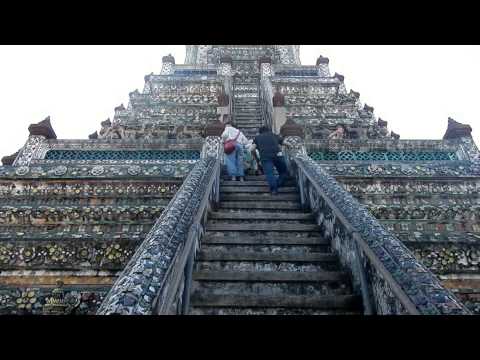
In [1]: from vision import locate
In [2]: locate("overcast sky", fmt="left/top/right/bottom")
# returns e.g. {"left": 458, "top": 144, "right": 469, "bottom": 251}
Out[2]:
{"left": 0, "top": 45, "right": 478, "bottom": 158}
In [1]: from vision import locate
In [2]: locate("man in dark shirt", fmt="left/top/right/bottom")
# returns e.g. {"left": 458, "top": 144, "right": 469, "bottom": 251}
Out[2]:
{"left": 252, "top": 126, "right": 288, "bottom": 195}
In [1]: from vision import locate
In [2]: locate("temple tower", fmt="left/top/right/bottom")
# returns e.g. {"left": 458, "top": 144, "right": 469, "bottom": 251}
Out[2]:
{"left": 0, "top": 46, "right": 476, "bottom": 315}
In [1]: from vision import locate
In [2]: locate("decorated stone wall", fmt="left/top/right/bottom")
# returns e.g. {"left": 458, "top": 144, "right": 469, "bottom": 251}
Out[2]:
{"left": 306, "top": 134, "right": 480, "bottom": 314}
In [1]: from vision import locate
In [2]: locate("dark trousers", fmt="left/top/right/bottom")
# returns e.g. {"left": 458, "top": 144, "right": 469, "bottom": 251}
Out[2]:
{"left": 261, "top": 156, "right": 288, "bottom": 192}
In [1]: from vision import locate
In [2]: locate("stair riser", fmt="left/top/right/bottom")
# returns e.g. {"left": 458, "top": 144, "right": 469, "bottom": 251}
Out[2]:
{"left": 208, "top": 213, "right": 312, "bottom": 221}
{"left": 202, "top": 235, "right": 328, "bottom": 246}
{"left": 206, "top": 223, "right": 318, "bottom": 231}
{"left": 205, "top": 231, "right": 324, "bottom": 241}
{"left": 199, "top": 244, "right": 330, "bottom": 254}
{"left": 193, "top": 271, "right": 348, "bottom": 282}
{"left": 219, "top": 187, "right": 297, "bottom": 193}
{"left": 190, "top": 294, "right": 361, "bottom": 309}
{"left": 221, "top": 181, "right": 296, "bottom": 187}
{"left": 189, "top": 308, "right": 362, "bottom": 315}
{"left": 218, "top": 203, "right": 303, "bottom": 210}
{"left": 196, "top": 261, "right": 341, "bottom": 273}
{"left": 221, "top": 195, "right": 300, "bottom": 201}
{"left": 192, "top": 281, "right": 352, "bottom": 297}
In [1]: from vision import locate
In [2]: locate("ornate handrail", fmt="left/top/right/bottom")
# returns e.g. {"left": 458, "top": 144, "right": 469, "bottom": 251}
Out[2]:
{"left": 284, "top": 138, "right": 470, "bottom": 314}
{"left": 259, "top": 76, "right": 273, "bottom": 130}
{"left": 97, "top": 139, "right": 221, "bottom": 314}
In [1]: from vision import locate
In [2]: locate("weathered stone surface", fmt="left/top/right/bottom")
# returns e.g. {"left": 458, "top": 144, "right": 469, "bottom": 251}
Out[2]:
{"left": 443, "top": 117, "right": 473, "bottom": 140}
{"left": 28, "top": 117, "right": 57, "bottom": 139}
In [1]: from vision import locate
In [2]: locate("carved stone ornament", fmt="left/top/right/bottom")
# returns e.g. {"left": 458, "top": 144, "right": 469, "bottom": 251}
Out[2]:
{"left": 280, "top": 119, "right": 304, "bottom": 138}
{"left": 334, "top": 72, "right": 345, "bottom": 82}
{"left": 162, "top": 54, "right": 175, "bottom": 64}
{"left": 204, "top": 120, "right": 225, "bottom": 137}
{"left": 378, "top": 118, "right": 388, "bottom": 127}
{"left": 364, "top": 104, "right": 374, "bottom": 113}
{"left": 28, "top": 116, "right": 57, "bottom": 139}
{"left": 349, "top": 90, "right": 360, "bottom": 99}
{"left": 391, "top": 131, "right": 400, "bottom": 140}
{"left": 443, "top": 117, "right": 472, "bottom": 140}
{"left": 258, "top": 55, "right": 272, "bottom": 69}
{"left": 316, "top": 55, "right": 330, "bottom": 65}
{"left": 15, "top": 166, "right": 29, "bottom": 176}
{"left": 219, "top": 55, "right": 233, "bottom": 65}
{"left": 1, "top": 151, "right": 19, "bottom": 166}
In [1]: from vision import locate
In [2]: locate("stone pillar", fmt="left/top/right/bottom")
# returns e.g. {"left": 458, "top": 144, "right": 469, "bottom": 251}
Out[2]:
{"left": 201, "top": 136, "right": 223, "bottom": 159}
{"left": 14, "top": 116, "right": 56, "bottom": 166}
{"left": 316, "top": 55, "right": 330, "bottom": 77}
{"left": 218, "top": 55, "right": 233, "bottom": 76}
{"left": 272, "top": 87, "right": 286, "bottom": 135}
{"left": 258, "top": 56, "right": 273, "bottom": 79}
{"left": 216, "top": 85, "right": 230, "bottom": 122}
{"left": 161, "top": 54, "right": 175, "bottom": 75}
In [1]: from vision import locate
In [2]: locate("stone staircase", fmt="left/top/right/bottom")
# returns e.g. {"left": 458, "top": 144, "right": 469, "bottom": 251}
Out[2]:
{"left": 189, "top": 174, "right": 363, "bottom": 315}
{"left": 232, "top": 78, "right": 263, "bottom": 139}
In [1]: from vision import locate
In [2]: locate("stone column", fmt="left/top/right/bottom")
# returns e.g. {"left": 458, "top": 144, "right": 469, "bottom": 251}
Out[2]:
{"left": 218, "top": 55, "right": 233, "bottom": 77}
{"left": 161, "top": 54, "right": 175, "bottom": 75}
{"left": 216, "top": 85, "right": 230, "bottom": 123}
{"left": 316, "top": 55, "right": 330, "bottom": 77}
{"left": 272, "top": 87, "right": 287, "bottom": 135}
{"left": 258, "top": 56, "right": 273, "bottom": 79}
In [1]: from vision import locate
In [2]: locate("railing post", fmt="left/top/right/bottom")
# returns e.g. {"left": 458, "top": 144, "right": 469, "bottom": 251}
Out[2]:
{"left": 352, "top": 233, "right": 374, "bottom": 315}
{"left": 181, "top": 237, "right": 196, "bottom": 314}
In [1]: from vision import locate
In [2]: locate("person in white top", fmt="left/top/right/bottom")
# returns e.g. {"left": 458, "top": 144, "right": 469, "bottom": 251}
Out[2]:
{"left": 221, "top": 122, "right": 249, "bottom": 181}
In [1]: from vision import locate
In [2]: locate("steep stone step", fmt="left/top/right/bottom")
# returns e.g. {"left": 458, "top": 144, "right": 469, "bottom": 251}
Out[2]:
{"left": 197, "top": 251, "right": 335, "bottom": 264}
{"left": 193, "top": 270, "right": 349, "bottom": 282}
{"left": 203, "top": 234, "right": 328, "bottom": 245}
{"left": 189, "top": 307, "right": 362, "bottom": 315}
{"left": 219, "top": 186, "right": 297, "bottom": 193}
{"left": 199, "top": 244, "right": 330, "bottom": 255}
{"left": 221, "top": 193, "right": 299, "bottom": 201}
{"left": 245, "top": 175, "right": 294, "bottom": 181}
{"left": 193, "top": 271, "right": 349, "bottom": 282}
{"left": 221, "top": 180, "right": 295, "bottom": 186}
{"left": 192, "top": 279, "right": 351, "bottom": 297}
{"left": 206, "top": 223, "right": 318, "bottom": 232}
{"left": 235, "top": 123, "right": 262, "bottom": 127}
{"left": 209, "top": 211, "right": 312, "bottom": 220}
{"left": 234, "top": 124, "right": 261, "bottom": 129}
{"left": 197, "top": 259, "right": 340, "bottom": 273}
{"left": 190, "top": 293, "right": 361, "bottom": 309}
{"left": 218, "top": 201, "right": 302, "bottom": 210}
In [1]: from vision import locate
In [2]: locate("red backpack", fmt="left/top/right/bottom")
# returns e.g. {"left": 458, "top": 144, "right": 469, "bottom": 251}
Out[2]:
{"left": 224, "top": 130, "right": 241, "bottom": 155}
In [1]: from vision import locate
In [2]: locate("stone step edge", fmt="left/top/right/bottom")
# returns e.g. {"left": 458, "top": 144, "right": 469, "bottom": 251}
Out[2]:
{"left": 190, "top": 293, "right": 361, "bottom": 309}
{"left": 202, "top": 235, "right": 329, "bottom": 245}
{"left": 205, "top": 224, "right": 319, "bottom": 231}
{"left": 192, "top": 270, "right": 348, "bottom": 282}
{"left": 197, "top": 251, "right": 337, "bottom": 262}
{"left": 208, "top": 212, "right": 312, "bottom": 220}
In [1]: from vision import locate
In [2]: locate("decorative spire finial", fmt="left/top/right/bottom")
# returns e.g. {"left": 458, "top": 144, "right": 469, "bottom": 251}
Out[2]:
{"left": 443, "top": 117, "right": 472, "bottom": 139}
{"left": 316, "top": 55, "right": 329, "bottom": 65}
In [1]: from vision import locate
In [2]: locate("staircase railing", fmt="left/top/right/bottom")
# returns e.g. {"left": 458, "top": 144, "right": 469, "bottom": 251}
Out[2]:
{"left": 283, "top": 137, "right": 470, "bottom": 315}
{"left": 97, "top": 137, "right": 222, "bottom": 315}
{"left": 259, "top": 76, "right": 273, "bottom": 130}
